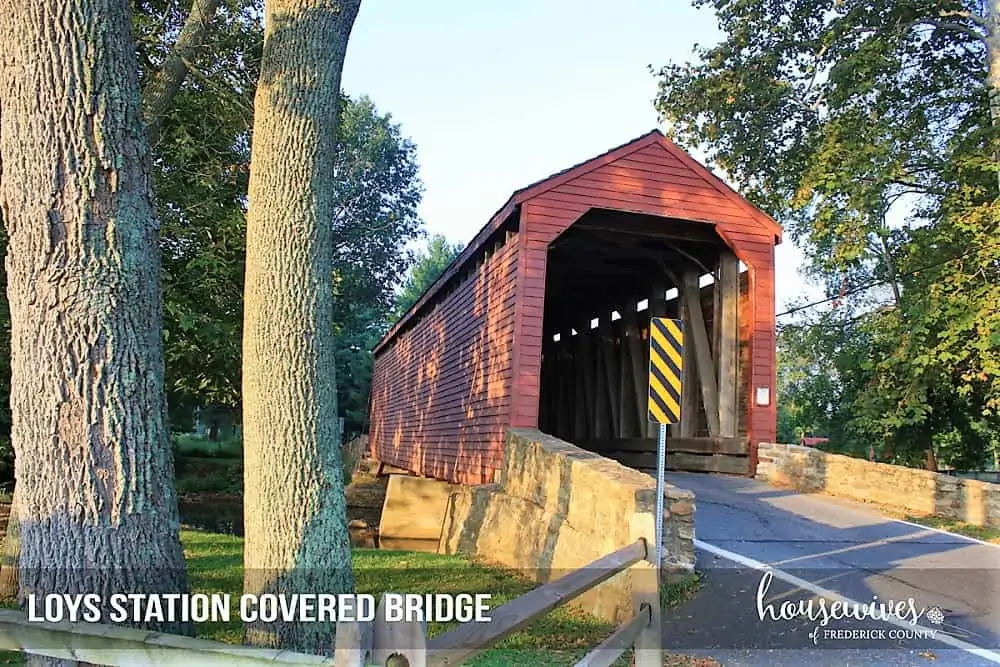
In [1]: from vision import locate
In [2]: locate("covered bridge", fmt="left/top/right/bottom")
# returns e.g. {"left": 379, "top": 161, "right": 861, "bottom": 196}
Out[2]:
{"left": 369, "top": 130, "right": 782, "bottom": 485}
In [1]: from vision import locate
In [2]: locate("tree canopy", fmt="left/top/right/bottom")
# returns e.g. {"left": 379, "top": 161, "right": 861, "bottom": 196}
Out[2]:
{"left": 393, "top": 234, "right": 464, "bottom": 320}
{"left": 655, "top": 0, "right": 1000, "bottom": 469}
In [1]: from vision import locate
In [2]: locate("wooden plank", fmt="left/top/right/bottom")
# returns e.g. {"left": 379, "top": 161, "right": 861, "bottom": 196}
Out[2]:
{"left": 425, "top": 541, "right": 648, "bottom": 667}
{"left": 374, "top": 594, "right": 427, "bottom": 667}
{"left": 678, "top": 274, "right": 699, "bottom": 438}
{"left": 573, "top": 606, "right": 650, "bottom": 667}
{"left": 582, "top": 437, "right": 751, "bottom": 458}
{"left": 333, "top": 620, "right": 374, "bottom": 667}
{"left": 0, "top": 609, "right": 334, "bottom": 666}
{"left": 574, "top": 339, "right": 588, "bottom": 441}
{"left": 667, "top": 452, "right": 750, "bottom": 475}
{"left": 604, "top": 452, "right": 658, "bottom": 470}
{"left": 669, "top": 437, "right": 749, "bottom": 455}
{"left": 599, "top": 318, "right": 621, "bottom": 436}
{"left": 624, "top": 308, "right": 648, "bottom": 434}
{"left": 718, "top": 252, "right": 739, "bottom": 438}
{"left": 579, "top": 330, "right": 595, "bottom": 441}
{"left": 593, "top": 329, "right": 610, "bottom": 439}
{"left": 682, "top": 271, "right": 720, "bottom": 437}
{"left": 629, "top": 512, "right": 662, "bottom": 667}
{"left": 580, "top": 438, "right": 655, "bottom": 453}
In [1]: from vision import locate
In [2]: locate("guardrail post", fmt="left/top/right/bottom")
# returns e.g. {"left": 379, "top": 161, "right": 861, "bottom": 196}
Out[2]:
{"left": 629, "top": 513, "right": 661, "bottom": 667}
{"left": 334, "top": 618, "right": 375, "bottom": 666}
{"left": 373, "top": 593, "right": 427, "bottom": 667}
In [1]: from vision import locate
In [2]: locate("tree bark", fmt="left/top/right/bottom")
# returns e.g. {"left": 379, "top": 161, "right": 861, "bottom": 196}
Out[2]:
{"left": 142, "top": 0, "right": 222, "bottom": 149}
{"left": 242, "top": 0, "right": 361, "bottom": 654}
{"left": 0, "top": 0, "right": 191, "bottom": 663}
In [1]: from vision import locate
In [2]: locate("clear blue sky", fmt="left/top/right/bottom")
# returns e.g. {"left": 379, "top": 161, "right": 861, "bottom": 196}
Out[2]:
{"left": 340, "top": 0, "right": 820, "bottom": 311}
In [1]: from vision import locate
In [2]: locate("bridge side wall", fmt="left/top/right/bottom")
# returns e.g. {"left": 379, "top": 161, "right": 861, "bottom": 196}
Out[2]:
{"left": 439, "top": 428, "right": 696, "bottom": 624}
{"left": 757, "top": 443, "right": 1000, "bottom": 528}
{"left": 368, "top": 233, "right": 519, "bottom": 485}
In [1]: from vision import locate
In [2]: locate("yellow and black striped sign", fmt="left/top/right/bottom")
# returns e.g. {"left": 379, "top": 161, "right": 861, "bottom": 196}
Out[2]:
{"left": 648, "top": 318, "right": 683, "bottom": 424}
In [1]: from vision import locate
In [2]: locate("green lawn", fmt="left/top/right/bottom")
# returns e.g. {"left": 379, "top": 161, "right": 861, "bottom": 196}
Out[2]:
{"left": 0, "top": 530, "right": 710, "bottom": 666}
{"left": 902, "top": 514, "right": 1000, "bottom": 544}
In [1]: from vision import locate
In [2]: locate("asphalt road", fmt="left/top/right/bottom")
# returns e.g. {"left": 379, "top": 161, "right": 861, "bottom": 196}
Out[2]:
{"left": 659, "top": 472, "right": 1000, "bottom": 667}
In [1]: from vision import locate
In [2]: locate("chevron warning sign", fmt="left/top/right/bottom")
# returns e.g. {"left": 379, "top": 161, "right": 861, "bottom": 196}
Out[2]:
{"left": 648, "top": 318, "right": 683, "bottom": 424}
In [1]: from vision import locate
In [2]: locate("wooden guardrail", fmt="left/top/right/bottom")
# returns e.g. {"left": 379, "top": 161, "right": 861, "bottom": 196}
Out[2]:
{"left": 0, "top": 521, "right": 662, "bottom": 666}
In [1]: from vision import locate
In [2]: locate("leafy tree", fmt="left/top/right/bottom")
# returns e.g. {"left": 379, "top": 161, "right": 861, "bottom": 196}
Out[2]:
{"left": 0, "top": 0, "right": 191, "bottom": 649}
{"left": 241, "top": 0, "right": 362, "bottom": 654}
{"left": 655, "top": 0, "right": 999, "bottom": 469}
{"left": 394, "top": 234, "right": 464, "bottom": 319}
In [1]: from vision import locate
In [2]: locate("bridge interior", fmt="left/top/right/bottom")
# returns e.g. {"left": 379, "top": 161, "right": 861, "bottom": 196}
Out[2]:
{"left": 536, "top": 208, "right": 753, "bottom": 475}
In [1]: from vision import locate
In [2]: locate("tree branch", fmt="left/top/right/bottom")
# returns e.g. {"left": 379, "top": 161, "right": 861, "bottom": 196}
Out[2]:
{"left": 913, "top": 18, "right": 988, "bottom": 44}
{"left": 142, "top": 0, "right": 222, "bottom": 149}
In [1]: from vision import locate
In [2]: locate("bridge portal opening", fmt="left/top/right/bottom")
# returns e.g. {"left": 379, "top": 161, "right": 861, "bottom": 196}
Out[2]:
{"left": 536, "top": 209, "right": 752, "bottom": 475}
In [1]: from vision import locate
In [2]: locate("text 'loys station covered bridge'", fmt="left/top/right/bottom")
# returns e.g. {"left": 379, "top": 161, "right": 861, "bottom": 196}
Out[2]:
{"left": 368, "top": 131, "right": 782, "bottom": 485}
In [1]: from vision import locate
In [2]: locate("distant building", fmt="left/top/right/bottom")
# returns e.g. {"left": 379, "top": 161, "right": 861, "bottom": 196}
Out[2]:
{"left": 799, "top": 434, "right": 830, "bottom": 447}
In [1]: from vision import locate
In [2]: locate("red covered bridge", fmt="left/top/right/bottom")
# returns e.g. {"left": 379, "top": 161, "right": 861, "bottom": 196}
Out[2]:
{"left": 368, "top": 130, "right": 781, "bottom": 485}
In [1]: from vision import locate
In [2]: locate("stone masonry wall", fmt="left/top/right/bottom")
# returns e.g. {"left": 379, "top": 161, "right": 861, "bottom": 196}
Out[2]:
{"left": 437, "top": 428, "right": 695, "bottom": 624}
{"left": 757, "top": 442, "right": 1000, "bottom": 528}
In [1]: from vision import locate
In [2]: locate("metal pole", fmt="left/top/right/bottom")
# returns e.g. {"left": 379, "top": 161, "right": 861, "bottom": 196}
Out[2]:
{"left": 654, "top": 422, "right": 667, "bottom": 568}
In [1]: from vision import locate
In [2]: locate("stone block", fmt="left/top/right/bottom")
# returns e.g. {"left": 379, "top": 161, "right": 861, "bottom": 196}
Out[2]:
{"left": 379, "top": 474, "right": 461, "bottom": 552}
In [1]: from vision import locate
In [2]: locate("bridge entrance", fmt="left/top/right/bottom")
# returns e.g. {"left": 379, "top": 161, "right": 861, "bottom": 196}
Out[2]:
{"left": 536, "top": 209, "right": 753, "bottom": 475}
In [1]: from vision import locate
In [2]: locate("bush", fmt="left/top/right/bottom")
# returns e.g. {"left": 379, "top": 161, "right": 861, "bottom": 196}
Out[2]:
{"left": 173, "top": 433, "right": 242, "bottom": 459}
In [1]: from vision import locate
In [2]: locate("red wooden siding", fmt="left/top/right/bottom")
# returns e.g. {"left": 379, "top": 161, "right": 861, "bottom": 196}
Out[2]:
{"left": 511, "top": 137, "right": 779, "bottom": 454}
{"left": 368, "top": 235, "right": 518, "bottom": 484}
{"left": 369, "top": 129, "right": 780, "bottom": 482}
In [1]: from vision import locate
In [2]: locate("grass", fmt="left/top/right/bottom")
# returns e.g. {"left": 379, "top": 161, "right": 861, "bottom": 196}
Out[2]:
{"left": 0, "top": 530, "right": 714, "bottom": 666}
{"left": 900, "top": 514, "right": 1000, "bottom": 544}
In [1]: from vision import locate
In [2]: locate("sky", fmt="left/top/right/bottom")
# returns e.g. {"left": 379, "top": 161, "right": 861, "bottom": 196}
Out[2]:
{"left": 340, "top": 0, "right": 823, "bottom": 312}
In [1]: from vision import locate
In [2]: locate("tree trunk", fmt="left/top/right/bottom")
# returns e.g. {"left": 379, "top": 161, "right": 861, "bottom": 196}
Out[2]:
{"left": 924, "top": 447, "right": 938, "bottom": 472}
{"left": 0, "top": 0, "right": 191, "bottom": 662}
{"left": 242, "top": 0, "right": 361, "bottom": 655}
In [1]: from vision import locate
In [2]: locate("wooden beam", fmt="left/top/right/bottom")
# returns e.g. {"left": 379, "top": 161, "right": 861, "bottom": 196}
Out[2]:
{"left": 683, "top": 271, "right": 720, "bottom": 437}
{"left": 624, "top": 306, "right": 647, "bottom": 433}
{"left": 617, "top": 319, "right": 631, "bottom": 438}
{"left": 574, "top": 336, "right": 588, "bottom": 442}
{"left": 593, "top": 323, "right": 610, "bottom": 439}
{"left": 600, "top": 316, "right": 621, "bottom": 437}
{"left": 581, "top": 437, "right": 749, "bottom": 456}
{"left": 426, "top": 541, "right": 648, "bottom": 666}
{"left": 666, "top": 452, "right": 750, "bottom": 475}
{"left": 717, "top": 252, "right": 739, "bottom": 438}
{"left": 678, "top": 275, "right": 698, "bottom": 438}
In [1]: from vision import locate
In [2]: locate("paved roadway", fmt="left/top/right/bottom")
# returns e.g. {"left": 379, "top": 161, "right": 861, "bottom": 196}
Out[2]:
{"left": 659, "top": 472, "right": 1000, "bottom": 667}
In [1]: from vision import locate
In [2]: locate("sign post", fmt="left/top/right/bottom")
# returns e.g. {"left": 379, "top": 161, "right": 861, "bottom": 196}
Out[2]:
{"left": 647, "top": 318, "right": 683, "bottom": 568}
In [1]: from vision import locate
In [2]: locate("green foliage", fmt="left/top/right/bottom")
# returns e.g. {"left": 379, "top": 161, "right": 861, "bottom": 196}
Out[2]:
{"left": 135, "top": 1, "right": 423, "bottom": 435}
{"left": 656, "top": 0, "right": 999, "bottom": 468}
{"left": 393, "top": 234, "right": 464, "bottom": 320}
{"left": 0, "top": 2, "right": 424, "bottom": 479}
{"left": 173, "top": 433, "right": 242, "bottom": 459}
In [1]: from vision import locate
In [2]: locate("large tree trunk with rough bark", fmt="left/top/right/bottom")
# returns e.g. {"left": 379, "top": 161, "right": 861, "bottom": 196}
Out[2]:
{"left": 0, "top": 0, "right": 216, "bottom": 608}
{"left": 0, "top": 0, "right": 191, "bottom": 662}
{"left": 242, "top": 0, "right": 361, "bottom": 655}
